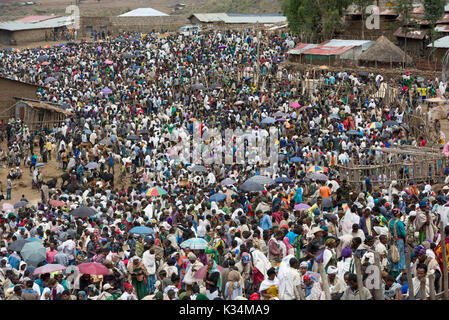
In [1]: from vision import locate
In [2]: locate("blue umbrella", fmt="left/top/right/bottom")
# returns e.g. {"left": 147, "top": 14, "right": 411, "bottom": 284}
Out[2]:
{"left": 290, "top": 157, "right": 303, "bottom": 163}
{"left": 210, "top": 193, "right": 226, "bottom": 202}
{"left": 329, "top": 114, "right": 340, "bottom": 120}
{"left": 220, "top": 178, "right": 236, "bottom": 186}
{"left": 21, "top": 242, "right": 46, "bottom": 266}
{"left": 26, "top": 237, "right": 43, "bottom": 243}
{"left": 275, "top": 177, "right": 292, "bottom": 184}
{"left": 347, "top": 130, "right": 360, "bottom": 136}
{"left": 239, "top": 181, "right": 264, "bottom": 192}
{"left": 14, "top": 200, "right": 28, "bottom": 209}
{"left": 35, "top": 163, "right": 45, "bottom": 167}
{"left": 260, "top": 117, "right": 276, "bottom": 125}
{"left": 180, "top": 238, "right": 208, "bottom": 250}
{"left": 129, "top": 226, "right": 154, "bottom": 235}
{"left": 85, "top": 162, "right": 100, "bottom": 170}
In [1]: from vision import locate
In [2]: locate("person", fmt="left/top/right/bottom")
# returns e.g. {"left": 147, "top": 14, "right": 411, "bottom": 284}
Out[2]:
{"left": 6, "top": 178, "right": 11, "bottom": 200}
{"left": 281, "top": 257, "right": 302, "bottom": 300}
{"left": 327, "top": 266, "right": 345, "bottom": 299}
{"left": 259, "top": 267, "right": 279, "bottom": 300}
{"left": 203, "top": 260, "right": 221, "bottom": 300}
{"left": 127, "top": 257, "right": 149, "bottom": 300}
{"left": 8, "top": 285, "right": 23, "bottom": 300}
{"left": 383, "top": 275, "right": 402, "bottom": 300}
{"left": 409, "top": 263, "right": 430, "bottom": 299}
{"left": 341, "top": 273, "right": 372, "bottom": 300}
{"left": 120, "top": 282, "right": 138, "bottom": 300}
{"left": 223, "top": 270, "right": 242, "bottom": 300}
{"left": 389, "top": 208, "right": 407, "bottom": 278}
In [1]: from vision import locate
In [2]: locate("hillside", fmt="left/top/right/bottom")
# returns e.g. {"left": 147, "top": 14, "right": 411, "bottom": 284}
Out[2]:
{"left": 0, "top": 0, "right": 283, "bottom": 21}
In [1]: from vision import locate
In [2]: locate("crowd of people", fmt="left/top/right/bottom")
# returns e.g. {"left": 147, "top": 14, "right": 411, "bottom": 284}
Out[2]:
{"left": 0, "top": 28, "right": 448, "bottom": 301}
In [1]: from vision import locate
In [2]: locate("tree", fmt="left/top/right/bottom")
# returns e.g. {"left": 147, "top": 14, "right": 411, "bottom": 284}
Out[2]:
{"left": 395, "top": 0, "right": 413, "bottom": 67}
{"left": 283, "top": 0, "right": 351, "bottom": 42}
{"left": 353, "top": 0, "right": 373, "bottom": 40}
{"left": 423, "top": 0, "right": 445, "bottom": 61}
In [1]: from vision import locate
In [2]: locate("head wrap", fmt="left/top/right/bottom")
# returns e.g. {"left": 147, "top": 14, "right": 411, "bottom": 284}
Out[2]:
{"left": 327, "top": 266, "right": 338, "bottom": 274}
{"left": 341, "top": 246, "right": 352, "bottom": 259}
{"left": 241, "top": 252, "right": 251, "bottom": 264}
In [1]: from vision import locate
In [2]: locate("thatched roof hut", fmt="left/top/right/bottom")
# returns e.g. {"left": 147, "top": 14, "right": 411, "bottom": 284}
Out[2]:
{"left": 358, "top": 36, "right": 412, "bottom": 66}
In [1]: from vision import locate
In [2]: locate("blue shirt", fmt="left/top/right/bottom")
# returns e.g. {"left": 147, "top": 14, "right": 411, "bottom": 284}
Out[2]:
{"left": 260, "top": 214, "right": 272, "bottom": 231}
{"left": 286, "top": 231, "right": 298, "bottom": 245}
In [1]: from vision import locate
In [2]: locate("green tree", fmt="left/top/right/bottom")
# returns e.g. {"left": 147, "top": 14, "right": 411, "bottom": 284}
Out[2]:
{"left": 353, "top": 0, "right": 373, "bottom": 39}
{"left": 423, "top": 0, "right": 445, "bottom": 60}
{"left": 395, "top": 0, "right": 413, "bottom": 66}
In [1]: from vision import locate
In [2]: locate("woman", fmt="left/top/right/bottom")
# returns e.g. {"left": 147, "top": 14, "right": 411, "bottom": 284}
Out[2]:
{"left": 223, "top": 270, "right": 242, "bottom": 300}
{"left": 40, "top": 287, "right": 51, "bottom": 300}
{"left": 389, "top": 209, "right": 407, "bottom": 278}
{"left": 259, "top": 267, "right": 279, "bottom": 300}
{"left": 77, "top": 290, "right": 87, "bottom": 300}
{"left": 203, "top": 260, "right": 221, "bottom": 300}
{"left": 127, "top": 256, "right": 149, "bottom": 300}
{"left": 337, "top": 247, "right": 354, "bottom": 279}
{"left": 383, "top": 275, "right": 402, "bottom": 300}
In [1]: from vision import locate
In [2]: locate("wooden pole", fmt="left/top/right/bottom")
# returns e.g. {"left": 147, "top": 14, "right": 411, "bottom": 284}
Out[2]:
{"left": 420, "top": 278, "right": 427, "bottom": 300}
{"left": 354, "top": 256, "right": 366, "bottom": 300}
{"left": 317, "top": 262, "right": 331, "bottom": 300}
{"left": 373, "top": 252, "right": 384, "bottom": 300}
{"left": 429, "top": 274, "right": 436, "bottom": 300}
{"left": 440, "top": 221, "right": 449, "bottom": 300}
{"left": 405, "top": 246, "right": 415, "bottom": 300}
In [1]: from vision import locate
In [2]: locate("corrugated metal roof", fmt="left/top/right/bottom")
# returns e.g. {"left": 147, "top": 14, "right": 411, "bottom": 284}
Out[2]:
{"left": 438, "top": 13, "right": 449, "bottom": 24}
{"left": 18, "top": 100, "right": 71, "bottom": 115}
{"left": 436, "top": 24, "right": 449, "bottom": 32}
{"left": 303, "top": 45, "right": 354, "bottom": 56}
{"left": 189, "top": 13, "right": 286, "bottom": 24}
{"left": 118, "top": 8, "right": 168, "bottom": 17}
{"left": 445, "top": 3, "right": 449, "bottom": 12}
{"left": 427, "top": 35, "right": 449, "bottom": 48}
{"left": 0, "top": 16, "right": 74, "bottom": 31}
{"left": 321, "top": 39, "right": 374, "bottom": 51}
{"left": 393, "top": 27, "right": 426, "bottom": 39}
{"left": 15, "top": 15, "right": 57, "bottom": 23}
{"left": 288, "top": 43, "right": 317, "bottom": 55}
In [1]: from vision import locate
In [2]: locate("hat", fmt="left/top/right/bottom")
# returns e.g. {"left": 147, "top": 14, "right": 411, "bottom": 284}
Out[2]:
{"left": 300, "top": 261, "right": 308, "bottom": 268}
{"left": 419, "top": 201, "right": 427, "bottom": 208}
{"left": 327, "top": 266, "right": 338, "bottom": 274}
{"left": 103, "top": 283, "right": 112, "bottom": 290}
{"left": 409, "top": 211, "right": 417, "bottom": 217}
{"left": 311, "top": 227, "right": 322, "bottom": 234}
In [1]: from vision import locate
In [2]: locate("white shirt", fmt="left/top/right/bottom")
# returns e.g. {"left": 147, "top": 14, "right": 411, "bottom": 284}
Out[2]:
{"left": 281, "top": 267, "right": 301, "bottom": 300}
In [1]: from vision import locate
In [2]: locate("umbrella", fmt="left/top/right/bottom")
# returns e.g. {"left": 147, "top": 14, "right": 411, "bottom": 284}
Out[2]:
{"left": 35, "top": 163, "right": 45, "bottom": 167}
{"left": 346, "top": 130, "right": 360, "bottom": 136}
{"left": 210, "top": 193, "right": 226, "bottom": 202}
{"left": 101, "top": 87, "right": 112, "bottom": 94}
{"left": 8, "top": 239, "right": 31, "bottom": 252}
{"left": 290, "top": 157, "right": 303, "bottom": 163}
{"left": 294, "top": 203, "right": 311, "bottom": 210}
{"left": 2, "top": 203, "right": 14, "bottom": 213}
{"left": 191, "top": 83, "right": 206, "bottom": 90}
{"left": 384, "top": 121, "right": 399, "bottom": 127}
{"left": 49, "top": 199, "right": 66, "bottom": 207}
{"left": 234, "top": 101, "right": 245, "bottom": 106}
{"left": 14, "top": 200, "right": 28, "bottom": 209}
{"left": 276, "top": 118, "right": 286, "bottom": 122}
{"left": 33, "top": 264, "right": 66, "bottom": 275}
{"left": 45, "top": 77, "right": 56, "bottom": 83}
{"left": 67, "top": 41, "right": 76, "bottom": 46}
{"left": 290, "top": 102, "right": 301, "bottom": 108}
{"left": 191, "top": 165, "right": 208, "bottom": 172}
{"left": 209, "top": 83, "right": 222, "bottom": 90}
{"left": 124, "top": 54, "right": 133, "bottom": 59}
{"left": 139, "top": 129, "right": 149, "bottom": 134}
{"left": 85, "top": 162, "right": 100, "bottom": 170}
{"left": 220, "top": 178, "right": 236, "bottom": 186}
{"left": 71, "top": 206, "right": 97, "bottom": 217}
{"left": 37, "top": 55, "right": 48, "bottom": 62}
{"left": 26, "top": 237, "right": 43, "bottom": 243}
{"left": 239, "top": 181, "right": 264, "bottom": 192}
{"left": 218, "top": 45, "right": 227, "bottom": 49}
{"left": 99, "top": 138, "right": 113, "bottom": 146}
{"left": 367, "top": 122, "right": 382, "bottom": 129}
{"left": 275, "top": 177, "right": 292, "bottom": 184}
{"left": 104, "top": 60, "right": 113, "bottom": 65}
{"left": 181, "top": 238, "right": 209, "bottom": 250}
{"left": 78, "top": 262, "right": 109, "bottom": 275}
{"left": 273, "top": 111, "right": 285, "bottom": 118}
{"left": 306, "top": 166, "right": 328, "bottom": 173}
{"left": 41, "top": 61, "right": 50, "bottom": 66}
{"left": 247, "top": 175, "right": 275, "bottom": 185}
{"left": 329, "top": 114, "right": 340, "bottom": 120}
{"left": 84, "top": 129, "right": 92, "bottom": 135}
{"left": 127, "top": 134, "right": 140, "bottom": 141}
{"left": 260, "top": 117, "right": 276, "bottom": 125}
{"left": 129, "top": 226, "right": 154, "bottom": 235}
{"left": 146, "top": 187, "right": 167, "bottom": 197}
{"left": 319, "top": 65, "right": 329, "bottom": 70}
{"left": 307, "top": 172, "right": 329, "bottom": 181}
{"left": 194, "top": 265, "right": 224, "bottom": 280}
{"left": 21, "top": 242, "right": 46, "bottom": 266}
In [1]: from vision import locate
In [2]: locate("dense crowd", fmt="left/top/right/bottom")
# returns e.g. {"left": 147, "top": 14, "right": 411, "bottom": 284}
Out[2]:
{"left": 0, "top": 28, "right": 448, "bottom": 300}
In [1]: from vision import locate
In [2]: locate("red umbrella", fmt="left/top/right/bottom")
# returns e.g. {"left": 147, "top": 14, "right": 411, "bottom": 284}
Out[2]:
{"left": 194, "top": 265, "right": 224, "bottom": 280}
{"left": 49, "top": 200, "right": 66, "bottom": 208}
{"left": 33, "top": 264, "right": 66, "bottom": 275}
{"left": 78, "top": 262, "right": 109, "bottom": 275}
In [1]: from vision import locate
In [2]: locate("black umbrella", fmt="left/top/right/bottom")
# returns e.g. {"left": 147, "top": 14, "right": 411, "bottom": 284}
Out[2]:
{"left": 67, "top": 41, "right": 76, "bottom": 46}
{"left": 71, "top": 206, "right": 97, "bottom": 217}
{"left": 384, "top": 121, "right": 399, "bottom": 127}
{"left": 191, "top": 83, "right": 206, "bottom": 90}
{"left": 127, "top": 135, "right": 140, "bottom": 141}
{"left": 124, "top": 54, "right": 133, "bottom": 59}
{"left": 139, "top": 129, "right": 149, "bottom": 134}
{"left": 8, "top": 239, "right": 31, "bottom": 252}
{"left": 191, "top": 165, "right": 208, "bottom": 172}
{"left": 37, "top": 55, "right": 48, "bottom": 62}
{"left": 239, "top": 181, "right": 264, "bottom": 192}
{"left": 14, "top": 200, "right": 28, "bottom": 209}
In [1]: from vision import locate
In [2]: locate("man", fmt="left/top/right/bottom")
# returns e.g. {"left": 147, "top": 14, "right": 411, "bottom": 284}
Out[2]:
{"left": 340, "top": 273, "right": 372, "bottom": 300}
{"left": 409, "top": 263, "right": 430, "bottom": 299}
{"left": 413, "top": 245, "right": 441, "bottom": 292}
{"left": 7, "top": 285, "right": 23, "bottom": 300}
{"left": 268, "top": 231, "right": 285, "bottom": 268}
{"left": 435, "top": 225, "right": 449, "bottom": 274}
{"left": 120, "top": 282, "right": 138, "bottom": 300}
{"left": 281, "top": 257, "right": 302, "bottom": 300}
{"left": 46, "top": 242, "right": 58, "bottom": 264}
{"left": 258, "top": 211, "right": 272, "bottom": 231}
{"left": 327, "top": 266, "right": 345, "bottom": 299}
{"left": 350, "top": 224, "right": 365, "bottom": 242}
{"left": 359, "top": 208, "right": 374, "bottom": 238}
{"left": 415, "top": 201, "right": 436, "bottom": 244}
{"left": 61, "top": 235, "right": 77, "bottom": 265}
{"left": 22, "top": 280, "right": 39, "bottom": 300}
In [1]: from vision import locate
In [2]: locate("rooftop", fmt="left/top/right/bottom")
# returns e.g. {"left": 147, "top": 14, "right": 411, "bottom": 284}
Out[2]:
{"left": 189, "top": 13, "right": 286, "bottom": 24}
{"left": 303, "top": 45, "right": 354, "bottom": 56}
{"left": 0, "top": 16, "right": 74, "bottom": 31}
{"left": 118, "top": 8, "right": 169, "bottom": 17}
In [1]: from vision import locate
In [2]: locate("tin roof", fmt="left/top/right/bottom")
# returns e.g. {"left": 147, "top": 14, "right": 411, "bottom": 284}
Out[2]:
{"left": 189, "top": 13, "right": 286, "bottom": 24}
{"left": 303, "top": 45, "right": 354, "bottom": 56}
{"left": 321, "top": 39, "right": 374, "bottom": 51}
{"left": 15, "top": 15, "right": 57, "bottom": 23}
{"left": 0, "top": 16, "right": 74, "bottom": 31}
{"left": 427, "top": 35, "right": 449, "bottom": 48}
{"left": 118, "top": 8, "right": 169, "bottom": 17}
{"left": 288, "top": 43, "right": 317, "bottom": 55}
{"left": 438, "top": 13, "right": 449, "bottom": 24}
{"left": 393, "top": 27, "right": 426, "bottom": 39}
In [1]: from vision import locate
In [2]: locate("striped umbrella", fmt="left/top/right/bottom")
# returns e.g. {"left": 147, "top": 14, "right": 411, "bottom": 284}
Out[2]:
{"left": 146, "top": 187, "right": 167, "bottom": 197}
{"left": 306, "top": 166, "right": 328, "bottom": 173}
{"left": 367, "top": 122, "right": 382, "bottom": 129}
{"left": 180, "top": 238, "right": 209, "bottom": 250}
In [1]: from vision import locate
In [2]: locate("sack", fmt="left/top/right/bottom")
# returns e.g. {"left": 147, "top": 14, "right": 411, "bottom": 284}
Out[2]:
{"left": 390, "top": 243, "right": 400, "bottom": 263}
